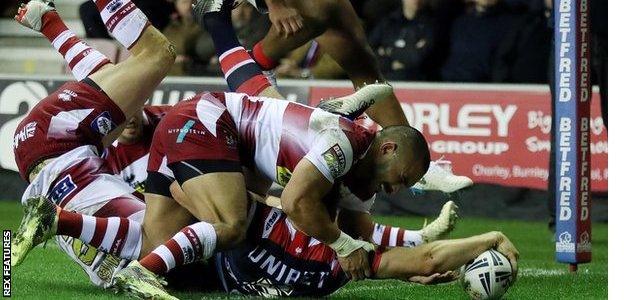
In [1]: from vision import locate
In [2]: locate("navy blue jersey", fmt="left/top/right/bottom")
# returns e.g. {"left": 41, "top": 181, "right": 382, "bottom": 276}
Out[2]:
{"left": 216, "top": 204, "right": 349, "bottom": 297}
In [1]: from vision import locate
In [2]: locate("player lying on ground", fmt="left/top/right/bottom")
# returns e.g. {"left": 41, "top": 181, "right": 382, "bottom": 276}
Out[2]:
{"left": 17, "top": 6, "right": 466, "bottom": 290}
{"left": 195, "top": 0, "right": 409, "bottom": 128}
{"left": 11, "top": 0, "right": 415, "bottom": 297}
{"left": 185, "top": 199, "right": 518, "bottom": 297}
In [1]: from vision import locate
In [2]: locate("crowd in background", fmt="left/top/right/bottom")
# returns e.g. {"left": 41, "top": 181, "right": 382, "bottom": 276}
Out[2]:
{"left": 0, "top": 0, "right": 607, "bottom": 85}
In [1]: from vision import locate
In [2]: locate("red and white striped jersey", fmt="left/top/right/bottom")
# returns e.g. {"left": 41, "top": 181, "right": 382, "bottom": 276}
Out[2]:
{"left": 218, "top": 92, "right": 374, "bottom": 186}
{"left": 104, "top": 106, "right": 170, "bottom": 192}
{"left": 217, "top": 203, "right": 349, "bottom": 297}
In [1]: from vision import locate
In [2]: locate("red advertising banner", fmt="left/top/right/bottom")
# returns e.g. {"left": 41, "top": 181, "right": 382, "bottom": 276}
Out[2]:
{"left": 309, "top": 86, "right": 607, "bottom": 192}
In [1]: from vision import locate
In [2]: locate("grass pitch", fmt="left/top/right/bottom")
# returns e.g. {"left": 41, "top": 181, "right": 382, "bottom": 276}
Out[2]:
{"left": 1, "top": 201, "right": 607, "bottom": 299}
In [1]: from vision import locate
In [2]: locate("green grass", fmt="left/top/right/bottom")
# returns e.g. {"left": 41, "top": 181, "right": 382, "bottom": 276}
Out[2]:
{"left": 1, "top": 201, "right": 607, "bottom": 299}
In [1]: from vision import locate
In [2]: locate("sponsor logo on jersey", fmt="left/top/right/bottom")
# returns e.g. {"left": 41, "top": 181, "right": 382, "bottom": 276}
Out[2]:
{"left": 58, "top": 89, "right": 77, "bottom": 102}
{"left": 48, "top": 175, "right": 77, "bottom": 205}
{"left": 13, "top": 121, "right": 37, "bottom": 149}
{"left": 90, "top": 111, "right": 116, "bottom": 136}
{"left": 170, "top": 120, "right": 208, "bottom": 143}
{"left": 106, "top": 0, "right": 123, "bottom": 13}
{"left": 322, "top": 144, "right": 346, "bottom": 178}
{"left": 71, "top": 238, "right": 98, "bottom": 266}
{"left": 276, "top": 166, "right": 292, "bottom": 186}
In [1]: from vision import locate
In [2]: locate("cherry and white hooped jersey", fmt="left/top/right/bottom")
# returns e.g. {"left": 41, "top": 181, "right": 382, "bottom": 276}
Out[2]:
{"left": 104, "top": 106, "right": 170, "bottom": 192}
{"left": 219, "top": 92, "right": 374, "bottom": 186}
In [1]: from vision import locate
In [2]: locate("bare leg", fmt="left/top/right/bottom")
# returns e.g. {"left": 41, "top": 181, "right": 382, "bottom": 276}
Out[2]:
{"left": 313, "top": 0, "right": 408, "bottom": 127}
{"left": 256, "top": 0, "right": 408, "bottom": 126}
{"left": 140, "top": 192, "right": 196, "bottom": 257}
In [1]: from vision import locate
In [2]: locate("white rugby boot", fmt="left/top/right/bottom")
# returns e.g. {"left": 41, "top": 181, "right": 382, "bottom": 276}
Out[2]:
{"left": 413, "top": 158, "right": 473, "bottom": 193}
{"left": 317, "top": 82, "right": 393, "bottom": 120}
{"left": 14, "top": 0, "right": 55, "bottom": 32}
{"left": 421, "top": 200, "right": 459, "bottom": 243}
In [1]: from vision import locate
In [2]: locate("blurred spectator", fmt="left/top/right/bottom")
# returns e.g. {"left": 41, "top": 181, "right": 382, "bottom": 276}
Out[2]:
{"left": 368, "top": 0, "right": 438, "bottom": 81}
{"left": 163, "top": 0, "right": 202, "bottom": 75}
{"left": 79, "top": 0, "right": 174, "bottom": 39}
{"left": 361, "top": 0, "right": 401, "bottom": 32}
{"left": 274, "top": 41, "right": 347, "bottom": 79}
{"left": 440, "top": 0, "right": 521, "bottom": 82}
{"left": 1, "top": 0, "right": 19, "bottom": 17}
{"left": 491, "top": 0, "right": 551, "bottom": 83}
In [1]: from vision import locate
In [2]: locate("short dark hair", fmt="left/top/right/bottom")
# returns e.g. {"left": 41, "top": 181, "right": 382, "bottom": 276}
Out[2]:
{"left": 377, "top": 125, "right": 430, "bottom": 171}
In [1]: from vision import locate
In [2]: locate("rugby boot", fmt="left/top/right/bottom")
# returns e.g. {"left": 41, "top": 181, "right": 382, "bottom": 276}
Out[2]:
{"left": 14, "top": 0, "right": 55, "bottom": 32}
{"left": 421, "top": 200, "right": 459, "bottom": 243}
{"left": 11, "top": 195, "right": 58, "bottom": 267}
{"left": 317, "top": 82, "right": 393, "bottom": 120}
{"left": 113, "top": 260, "right": 178, "bottom": 300}
{"left": 413, "top": 158, "right": 473, "bottom": 193}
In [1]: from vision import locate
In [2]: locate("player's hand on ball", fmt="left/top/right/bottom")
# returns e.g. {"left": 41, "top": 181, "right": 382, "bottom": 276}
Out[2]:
{"left": 268, "top": 5, "right": 304, "bottom": 37}
{"left": 338, "top": 247, "right": 372, "bottom": 281}
{"left": 409, "top": 270, "right": 459, "bottom": 285}
{"left": 493, "top": 232, "right": 520, "bottom": 282}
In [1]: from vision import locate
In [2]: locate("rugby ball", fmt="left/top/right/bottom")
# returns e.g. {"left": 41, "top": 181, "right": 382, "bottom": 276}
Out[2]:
{"left": 459, "top": 250, "right": 514, "bottom": 300}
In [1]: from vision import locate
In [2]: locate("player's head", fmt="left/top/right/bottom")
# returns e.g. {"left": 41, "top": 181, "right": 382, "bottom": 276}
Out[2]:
{"left": 118, "top": 110, "right": 145, "bottom": 144}
{"left": 369, "top": 126, "right": 430, "bottom": 194}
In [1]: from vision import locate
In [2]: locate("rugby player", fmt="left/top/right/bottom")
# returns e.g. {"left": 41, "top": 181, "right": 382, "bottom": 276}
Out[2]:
{"left": 195, "top": 0, "right": 408, "bottom": 128}
{"left": 193, "top": 201, "right": 518, "bottom": 297}
{"left": 11, "top": 0, "right": 176, "bottom": 279}
{"left": 11, "top": 3, "right": 472, "bottom": 299}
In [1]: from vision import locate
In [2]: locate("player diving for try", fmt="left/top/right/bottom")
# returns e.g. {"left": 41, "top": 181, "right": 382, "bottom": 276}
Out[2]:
{"left": 11, "top": 2, "right": 492, "bottom": 300}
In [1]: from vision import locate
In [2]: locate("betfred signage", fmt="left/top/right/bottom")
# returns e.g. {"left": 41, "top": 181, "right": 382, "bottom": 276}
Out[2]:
{"left": 309, "top": 85, "right": 607, "bottom": 192}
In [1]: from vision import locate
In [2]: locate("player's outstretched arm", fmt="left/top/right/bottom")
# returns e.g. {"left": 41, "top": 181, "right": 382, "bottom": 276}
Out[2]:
{"left": 374, "top": 231, "right": 519, "bottom": 283}
{"left": 281, "top": 159, "right": 375, "bottom": 281}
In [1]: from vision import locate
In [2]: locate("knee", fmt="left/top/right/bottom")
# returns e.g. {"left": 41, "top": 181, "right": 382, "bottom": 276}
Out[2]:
{"left": 219, "top": 220, "right": 247, "bottom": 247}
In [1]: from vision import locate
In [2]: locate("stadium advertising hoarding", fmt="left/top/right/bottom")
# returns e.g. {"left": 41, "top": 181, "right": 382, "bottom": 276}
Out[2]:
{"left": 0, "top": 76, "right": 308, "bottom": 175}
{"left": 0, "top": 76, "right": 607, "bottom": 192}
{"left": 309, "top": 85, "right": 607, "bottom": 192}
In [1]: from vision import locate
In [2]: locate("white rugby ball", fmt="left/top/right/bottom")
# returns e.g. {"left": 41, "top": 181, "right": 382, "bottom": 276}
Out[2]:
{"left": 459, "top": 250, "right": 514, "bottom": 300}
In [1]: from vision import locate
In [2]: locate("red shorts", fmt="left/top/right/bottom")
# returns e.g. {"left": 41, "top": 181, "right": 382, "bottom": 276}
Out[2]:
{"left": 146, "top": 92, "right": 241, "bottom": 191}
{"left": 13, "top": 79, "right": 126, "bottom": 180}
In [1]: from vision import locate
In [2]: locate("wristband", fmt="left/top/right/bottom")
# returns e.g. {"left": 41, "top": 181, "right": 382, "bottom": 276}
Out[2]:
{"left": 329, "top": 231, "right": 375, "bottom": 257}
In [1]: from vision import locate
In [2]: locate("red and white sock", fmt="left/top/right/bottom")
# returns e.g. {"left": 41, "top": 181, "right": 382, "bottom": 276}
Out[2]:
{"left": 372, "top": 223, "right": 424, "bottom": 248}
{"left": 250, "top": 42, "right": 278, "bottom": 71}
{"left": 40, "top": 11, "right": 110, "bottom": 80}
{"left": 92, "top": 0, "right": 149, "bottom": 49}
{"left": 139, "top": 222, "right": 217, "bottom": 275}
{"left": 219, "top": 46, "right": 272, "bottom": 96}
{"left": 57, "top": 209, "right": 142, "bottom": 260}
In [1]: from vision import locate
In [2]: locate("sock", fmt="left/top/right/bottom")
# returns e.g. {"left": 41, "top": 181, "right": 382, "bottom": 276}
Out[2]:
{"left": 251, "top": 42, "right": 278, "bottom": 70}
{"left": 202, "top": 12, "right": 271, "bottom": 95}
{"left": 139, "top": 222, "right": 217, "bottom": 275}
{"left": 57, "top": 209, "right": 142, "bottom": 260}
{"left": 40, "top": 11, "right": 110, "bottom": 80}
{"left": 372, "top": 223, "right": 424, "bottom": 247}
{"left": 92, "top": 0, "right": 149, "bottom": 49}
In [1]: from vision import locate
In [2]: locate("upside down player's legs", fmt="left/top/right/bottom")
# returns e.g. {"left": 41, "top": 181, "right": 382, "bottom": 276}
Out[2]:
{"left": 86, "top": 0, "right": 175, "bottom": 147}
